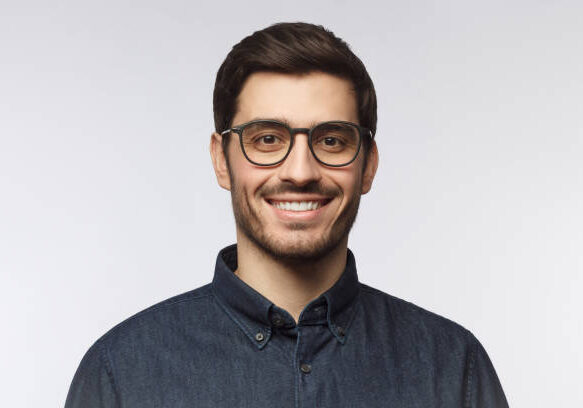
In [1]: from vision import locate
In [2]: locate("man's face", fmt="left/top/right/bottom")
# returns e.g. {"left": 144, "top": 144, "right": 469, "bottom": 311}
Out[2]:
{"left": 211, "top": 71, "right": 377, "bottom": 261}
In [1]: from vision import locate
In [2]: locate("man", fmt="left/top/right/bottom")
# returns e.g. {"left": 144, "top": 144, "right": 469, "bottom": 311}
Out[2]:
{"left": 66, "top": 22, "right": 508, "bottom": 407}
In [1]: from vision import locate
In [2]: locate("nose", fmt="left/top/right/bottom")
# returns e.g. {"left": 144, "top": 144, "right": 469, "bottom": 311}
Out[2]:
{"left": 277, "top": 134, "right": 322, "bottom": 186}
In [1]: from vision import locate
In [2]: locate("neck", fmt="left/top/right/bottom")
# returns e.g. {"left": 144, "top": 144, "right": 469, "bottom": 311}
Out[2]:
{"left": 234, "top": 232, "right": 348, "bottom": 323}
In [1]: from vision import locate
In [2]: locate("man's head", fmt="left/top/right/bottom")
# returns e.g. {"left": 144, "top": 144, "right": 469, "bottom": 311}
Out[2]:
{"left": 210, "top": 23, "right": 378, "bottom": 262}
{"left": 213, "top": 22, "right": 377, "bottom": 158}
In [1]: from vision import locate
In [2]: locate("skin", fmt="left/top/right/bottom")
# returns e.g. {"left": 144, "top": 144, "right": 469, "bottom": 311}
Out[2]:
{"left": 210, "top": 71, "right": 378, "bottom": 322}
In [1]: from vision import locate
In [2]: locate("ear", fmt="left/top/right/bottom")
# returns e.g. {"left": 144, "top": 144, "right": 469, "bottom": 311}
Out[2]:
{"left": 210, "top": 132, "right": 232, "bottom": 191}
{"left": 361, "top": 141, "right": 378, "bottom": 195}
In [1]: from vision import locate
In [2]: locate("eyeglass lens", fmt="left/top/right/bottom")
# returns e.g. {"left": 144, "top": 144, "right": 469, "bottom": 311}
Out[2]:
{"left": 240, "top": 121, "right": 360, "bottom": 166}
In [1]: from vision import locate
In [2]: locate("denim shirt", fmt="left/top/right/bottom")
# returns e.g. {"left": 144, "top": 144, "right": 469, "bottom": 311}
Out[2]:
{"left": 65, "top": 245, "right": 508, "bottom": 407}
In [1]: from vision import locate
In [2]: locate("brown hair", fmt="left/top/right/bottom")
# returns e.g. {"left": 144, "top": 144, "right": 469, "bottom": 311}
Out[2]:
{"left": 213, "top": 22, "right": 377, "bottom": 155}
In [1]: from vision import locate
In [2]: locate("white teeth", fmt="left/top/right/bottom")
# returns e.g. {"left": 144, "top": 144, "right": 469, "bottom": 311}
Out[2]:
{"left": 271, "top": 201, "right": 322, "bottom": 211}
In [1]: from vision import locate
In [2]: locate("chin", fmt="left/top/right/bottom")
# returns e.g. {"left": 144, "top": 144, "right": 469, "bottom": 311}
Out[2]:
{"left": 243, "top": 228, "right": 345, "bottom": 263}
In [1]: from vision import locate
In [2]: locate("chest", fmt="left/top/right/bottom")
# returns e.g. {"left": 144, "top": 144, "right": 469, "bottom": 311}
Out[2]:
{"left": 112, "top": 322, "right": 466, "bottom": 408}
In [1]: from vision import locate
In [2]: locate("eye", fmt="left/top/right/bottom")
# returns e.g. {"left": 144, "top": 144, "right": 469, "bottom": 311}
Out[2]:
{"left": 258, "top": 134, "right": 278, "bottom": 144}
{"left": 248, "top": 132, "right": 287, "bottom": 152}
{"left": 322, "top": 137, "right": 343, "bottom": 146}
{"left": 315, "top": 135, "right": 347, "bottom": 150}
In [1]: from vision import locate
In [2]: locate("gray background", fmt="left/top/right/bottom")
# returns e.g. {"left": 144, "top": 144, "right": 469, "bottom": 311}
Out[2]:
{"left": 1, "top": 0, "right": 582, "bottom": 406}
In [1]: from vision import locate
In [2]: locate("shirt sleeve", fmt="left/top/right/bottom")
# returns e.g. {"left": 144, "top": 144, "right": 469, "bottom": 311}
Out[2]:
{"left": 465, "top": 335, "right": 509, "bottom": 408}
{"left": 65, "top": 340, "right": 119, "bottom": 408}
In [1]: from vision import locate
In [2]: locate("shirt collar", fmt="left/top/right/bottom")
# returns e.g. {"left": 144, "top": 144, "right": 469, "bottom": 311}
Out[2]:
{"left": 211, "top": 244, "right": 361, "bottom": 349}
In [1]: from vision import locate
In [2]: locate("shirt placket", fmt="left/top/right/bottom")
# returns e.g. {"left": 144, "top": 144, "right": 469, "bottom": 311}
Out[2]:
{"left": 293, "top": 305, "right": 331, "bottom": 408}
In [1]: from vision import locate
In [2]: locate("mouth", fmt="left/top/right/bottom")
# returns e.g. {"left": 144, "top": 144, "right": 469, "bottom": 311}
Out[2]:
{"left": 266, "top": 198, "right": 332, "bottom": 212}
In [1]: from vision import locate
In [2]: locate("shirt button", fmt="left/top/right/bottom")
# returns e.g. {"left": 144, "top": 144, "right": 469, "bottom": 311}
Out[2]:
{"left": 274, "top": 319, "right": 283, "bottom": 327}
{"left": 255, "top": 332, "right": 265, "bottom": 342}
{"left": 337, "top": 326, "right": 345, "bottom": 337}
{"left": 300, "top": 363, "right": 312, "bottom": 374}
{"left": 272, "top": 316, "right": 284, "bottom": 327}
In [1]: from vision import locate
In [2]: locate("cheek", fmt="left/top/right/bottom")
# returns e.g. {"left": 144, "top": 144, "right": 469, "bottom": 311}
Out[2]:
{"left": 324, "top": 167, "right": 362, "bottom": 198}
{"left": 228, "top": 151, "right": 274, "bottom": 198}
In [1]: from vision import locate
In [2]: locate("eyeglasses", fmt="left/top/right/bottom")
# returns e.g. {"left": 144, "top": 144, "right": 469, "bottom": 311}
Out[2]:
{"left": 220, "top": 120, "right": 374, "bottom": 167}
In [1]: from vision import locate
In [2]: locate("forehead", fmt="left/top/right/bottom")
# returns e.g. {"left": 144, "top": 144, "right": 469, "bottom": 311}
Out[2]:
{"left": 233, "top": 71, "right": 358, "bottom": 126}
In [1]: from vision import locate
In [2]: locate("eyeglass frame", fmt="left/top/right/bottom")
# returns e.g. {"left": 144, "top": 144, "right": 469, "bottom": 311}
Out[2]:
{"left": 220, "top": 119, "right": 375, "bottom": 167}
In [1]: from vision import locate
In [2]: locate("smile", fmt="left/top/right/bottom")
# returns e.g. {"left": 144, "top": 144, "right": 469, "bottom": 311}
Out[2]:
{"left": 267, "top": 200, "right": 330, "bottom": 212}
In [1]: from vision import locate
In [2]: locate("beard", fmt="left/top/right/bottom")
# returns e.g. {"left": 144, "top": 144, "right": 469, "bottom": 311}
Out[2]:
{"left": 228, "top": 174, "right": 362, "bottom": 263}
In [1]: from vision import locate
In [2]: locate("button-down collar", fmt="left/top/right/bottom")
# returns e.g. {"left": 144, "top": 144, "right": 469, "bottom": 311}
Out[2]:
{"left": 211, "top": 244, "right": 360, "bottom": 349}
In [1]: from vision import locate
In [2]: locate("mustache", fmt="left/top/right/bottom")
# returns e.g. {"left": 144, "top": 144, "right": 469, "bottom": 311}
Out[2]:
{"left": 260, "top": 181, "right": 339, "bottom": 197}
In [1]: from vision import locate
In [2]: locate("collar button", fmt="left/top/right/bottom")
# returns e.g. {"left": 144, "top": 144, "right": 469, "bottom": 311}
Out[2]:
{"left": 314, "top": 306, "right": 325, "bottom": 314}
{"left": 255, "top": 332, "right": 265, "bottom": 342}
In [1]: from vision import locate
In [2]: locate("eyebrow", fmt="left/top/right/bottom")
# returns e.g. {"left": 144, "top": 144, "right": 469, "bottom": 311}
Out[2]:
{"left": 246, "top": 117, "right": 323, "bottom": 129}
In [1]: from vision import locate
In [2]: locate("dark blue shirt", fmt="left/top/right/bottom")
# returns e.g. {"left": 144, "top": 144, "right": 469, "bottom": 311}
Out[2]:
{"left": 66, "top": 245, "right": 508, "bottom": 407}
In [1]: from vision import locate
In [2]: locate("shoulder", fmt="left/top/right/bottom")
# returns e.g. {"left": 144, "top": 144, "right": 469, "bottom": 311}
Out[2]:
{"left": 95, "top": 283, "right": 216, "bottom": 350}
{"left": 66, "top": 284, "right": 219, "bottom": 406}
{"left": 356, "top": 284, "right": 508, "bottom": 406}
{"left": 358, "top": 283, "right": 476, "bottom": 348}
